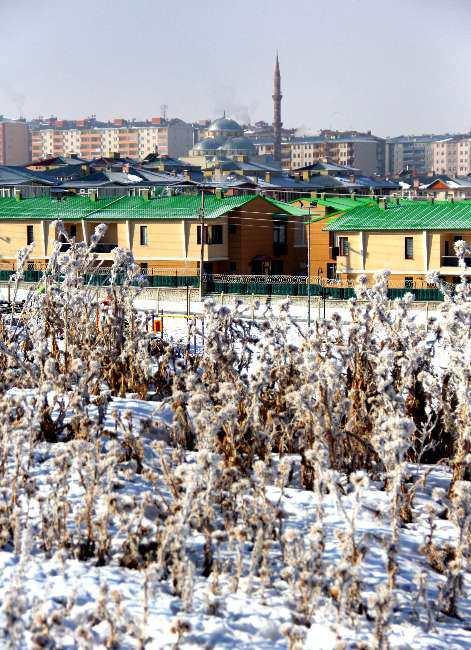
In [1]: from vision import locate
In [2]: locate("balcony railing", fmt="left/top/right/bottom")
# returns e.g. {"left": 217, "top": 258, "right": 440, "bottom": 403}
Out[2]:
{"left": 441, "top": 256, "right": 471, "bottom": 267}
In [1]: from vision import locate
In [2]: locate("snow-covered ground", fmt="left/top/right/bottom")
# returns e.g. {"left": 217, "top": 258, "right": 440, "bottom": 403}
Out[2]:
{"left": 0, "top": 392, "right": 469, "bottom": 649}
{"left": 0, "top": 276, "right": 467, "bottom": 649}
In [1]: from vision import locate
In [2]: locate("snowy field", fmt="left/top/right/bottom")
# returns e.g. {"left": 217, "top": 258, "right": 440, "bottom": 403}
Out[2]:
{"left": 0, "top": 239, "right": 469, "bottom": 649}
{"left": 0, "top": 395, "right": 469, "bottom": 649}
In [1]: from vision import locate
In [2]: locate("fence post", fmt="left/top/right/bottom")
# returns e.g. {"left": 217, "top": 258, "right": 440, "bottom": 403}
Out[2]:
{"left": 221, "top": 291, "right": 224, "bottom": 306}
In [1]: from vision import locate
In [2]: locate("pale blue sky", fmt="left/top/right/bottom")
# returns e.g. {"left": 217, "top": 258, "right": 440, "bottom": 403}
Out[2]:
{"left": 1, "top": 0, "right": 470, "bottom": 136}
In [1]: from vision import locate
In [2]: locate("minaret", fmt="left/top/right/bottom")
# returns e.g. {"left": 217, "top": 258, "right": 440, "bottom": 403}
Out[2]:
{"left": 272, "top": 52, "right": 283, "bottom": 163}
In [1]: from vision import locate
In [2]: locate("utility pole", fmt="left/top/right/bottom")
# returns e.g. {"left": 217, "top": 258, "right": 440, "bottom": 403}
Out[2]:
{"left": 199, "top": 190, "right": 205, "bottom": 302}
{"left": 307, "top": 206, "right": 311, "bottom": 329}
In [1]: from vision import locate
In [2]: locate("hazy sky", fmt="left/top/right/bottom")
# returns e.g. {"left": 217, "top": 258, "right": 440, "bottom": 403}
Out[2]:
{"left": 1, "top": 0, "right": 470, "bottom": 136}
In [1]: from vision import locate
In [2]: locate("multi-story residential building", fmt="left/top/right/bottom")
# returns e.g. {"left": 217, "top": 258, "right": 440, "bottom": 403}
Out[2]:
{"left": 242, "top": 139, "right": 292, "bottom": 170}
{"left": 0, "top": 120, "right": 30, "bottom": 165}
{"left": 385, "top": 135, "right": 445, "bottom": 176}
{"left": 432, "top": 137, "right": 471, "bottom": 176}
{"left": 30, "top": 118, "right": 194, "bottom": 162}
{"left": 251, "top": 131, "right": 386, "bottom": 175}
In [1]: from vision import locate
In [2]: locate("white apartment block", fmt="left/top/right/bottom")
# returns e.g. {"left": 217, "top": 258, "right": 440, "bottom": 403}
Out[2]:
{"left": 31, "top": 119, "right": 193, "bottom": 161}
{"left": 432, "top": 138, "right": 471, "bottom": 176}
{"left": 289, "top": 138, "right": 384, "bottom": 175}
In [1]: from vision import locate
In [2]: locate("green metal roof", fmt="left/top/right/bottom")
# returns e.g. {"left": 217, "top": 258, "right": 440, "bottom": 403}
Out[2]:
{"left": 263, "top": 196, "right": 310, "bottom": 217}
{"left": 291, "top": 196, "right": 375, "bottom": 212}
{"left": 0, "top": 194, "right": 310, "bottom": 222}
{"left": 326, "top": 199, "right": 471, "bottom": 231}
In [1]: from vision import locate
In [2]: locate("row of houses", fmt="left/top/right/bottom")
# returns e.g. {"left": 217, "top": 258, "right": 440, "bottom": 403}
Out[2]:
{"left": 0, "top": 156, "right": 402, "bottom": 201}
{"left": 0, "top": 192, "right": 469, "bottom": 288}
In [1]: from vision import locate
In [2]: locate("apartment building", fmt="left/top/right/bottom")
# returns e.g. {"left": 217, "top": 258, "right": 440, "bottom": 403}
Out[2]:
{"left": 30, "top": 118, "right": 194, "bottom": 162}
{"left": 0, "top": 193, "right": 308, "bottom": 275}
{"left": 432, "top": 137, "right": 471, "bottom": 176}
{"left": 0, "top": 120, "right": 30, "bottom": 165}
{"left": 385, "top": 135, "right": 443, "bottom": 176}
{"left": 252, "top": 132, "right": 386, "bottom": 175}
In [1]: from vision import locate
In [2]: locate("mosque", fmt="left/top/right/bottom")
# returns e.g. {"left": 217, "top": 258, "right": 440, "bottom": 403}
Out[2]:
{"left": 187, "top": 113, "right": 257, "bottom": 163}
{"left": 184, "top": 55, "right": 283, "bottom": 168}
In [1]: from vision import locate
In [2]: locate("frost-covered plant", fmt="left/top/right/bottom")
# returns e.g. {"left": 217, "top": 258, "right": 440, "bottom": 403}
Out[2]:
{"left": 0, "top": 239, "right": 469, "bottom": 647}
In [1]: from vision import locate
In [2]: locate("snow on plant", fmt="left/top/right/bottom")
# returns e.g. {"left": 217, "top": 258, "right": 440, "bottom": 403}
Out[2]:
{"left": 0, "top": 237, "right": 469, "bottom": 648}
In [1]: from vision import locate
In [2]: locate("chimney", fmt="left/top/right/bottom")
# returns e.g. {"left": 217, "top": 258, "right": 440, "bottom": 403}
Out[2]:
{"left": 215, "top": 188, "right": 223, "bottom": 199}
{"left": 142, "top": 188, "right": 151, "bottom": 201}
{"left": 14, "top": 189, "right": 22, "bottom": 201}
{"left": 378, "top": 197, "right": 387, "bottom": 210}
{"left": 310, "top": 191, "right": 318, "bottom": 198}
{"left": 90, "top": 190, "right": 97, "bottom": 202}
{"left": 302, "top": 170, "right": 310, "bottom": 181}
{"left": 265, "top": 171, "right": 271, "bottom": 183}
{"left": 183, "top": 169, "right": 190, "bottom": 180}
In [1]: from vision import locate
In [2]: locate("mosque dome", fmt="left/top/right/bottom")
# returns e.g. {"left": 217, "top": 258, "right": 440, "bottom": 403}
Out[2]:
{"left": 220, "top": 136, "right": 256, "bottom": 156}
{"left": 207, "top": 117, "right": 243, "bottom": 135}
{"left": 193, "top": 137, "right": 223, "bottom": 152}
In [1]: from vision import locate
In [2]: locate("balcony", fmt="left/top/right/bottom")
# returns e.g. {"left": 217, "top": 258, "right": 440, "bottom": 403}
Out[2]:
{"left": 441, "top": 256, "right": 471, "bottom": 267}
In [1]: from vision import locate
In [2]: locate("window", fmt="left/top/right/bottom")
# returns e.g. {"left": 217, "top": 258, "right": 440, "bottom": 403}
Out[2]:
{"left": 26, "top": 225, "right": 34, "bottom": 245}
{"left": 339, "top": 236, "right": 349, "bottom": 256}
{"left": 209, "top": 225, "right": 223, "bottom": 245}
{"left": 327, "top": 263, "right": 337, "bottom": 279}
{"left": 70, "top": 224, "right": 77, "bottom": 238}
{"left": 405, "top": 236, "right": 414, "bottom": 259}
{"left": 294, "top": 218, "right": 306, "bottom": 246}
{"left": 404, "top": 276, "right": 414, "bottom": 288}
{"left": 273, "top": 220, "right": 287, "bottom": 244}
{"left": 140, "top": 225, "right": 148, "bottom": 245}
{"left": 196, "top": 225, "right": 208, "bottom": 244}
{"left": 444, "top": 240, "right": 450, "bottom": 256}
{"left": 229, "top": 262, "right": 237, "bottom": 273}
{"left": 229, "top": 223, "right": 237, "bottom": 235}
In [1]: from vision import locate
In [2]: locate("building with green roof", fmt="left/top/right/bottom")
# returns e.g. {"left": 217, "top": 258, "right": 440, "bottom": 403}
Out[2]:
{"left": 324, "top": 198, "right": 471, "bottom": 285}
{"left": 0, "top": 192, "right": 309, "bottom": 276}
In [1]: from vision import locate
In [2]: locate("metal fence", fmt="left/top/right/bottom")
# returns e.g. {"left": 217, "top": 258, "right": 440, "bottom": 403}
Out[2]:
{"left": 0, "top": 269, "right": 445, "bottom": 301}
